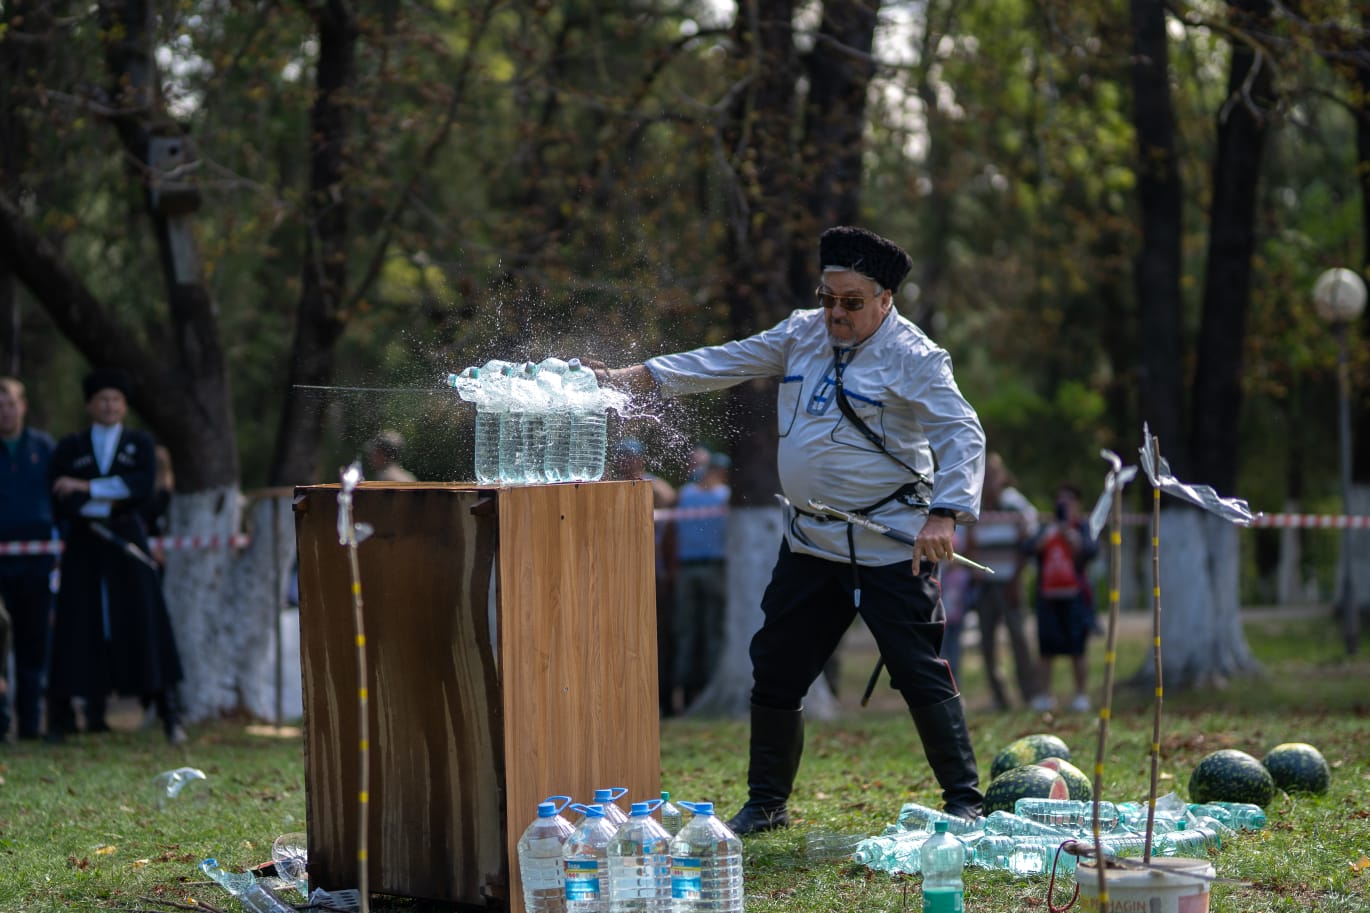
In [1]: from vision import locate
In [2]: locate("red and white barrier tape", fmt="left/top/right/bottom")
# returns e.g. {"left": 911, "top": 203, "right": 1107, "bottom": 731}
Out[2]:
{"left": 0, "top": 533, "right": 251, "bottom": 556}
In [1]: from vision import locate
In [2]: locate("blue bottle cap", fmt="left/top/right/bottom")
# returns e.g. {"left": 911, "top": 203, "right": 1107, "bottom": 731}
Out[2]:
{"left": 537, "top": 802, "right": 558, "bottom": 818}
{"left": 935, "top": 820, "right": 949, "bottom": 833}
{"left": 629, "top": 802, "right": 652, "bottom": 816}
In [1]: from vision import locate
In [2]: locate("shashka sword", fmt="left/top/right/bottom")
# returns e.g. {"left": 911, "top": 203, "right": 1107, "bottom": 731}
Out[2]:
{"left": 804, "top": 499, "right": 994, "bottom": 575}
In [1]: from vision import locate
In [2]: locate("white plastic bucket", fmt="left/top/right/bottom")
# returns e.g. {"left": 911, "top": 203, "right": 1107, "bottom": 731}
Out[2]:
{"left": 1075, "top": 856, "right": 1214, "bottom": 913}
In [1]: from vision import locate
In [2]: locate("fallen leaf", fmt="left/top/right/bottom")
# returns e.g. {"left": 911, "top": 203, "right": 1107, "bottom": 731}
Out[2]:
{"left": 68, "top": 856, "right": 89, "bottom": 870}
{"left": 1351, "top": 856, "right": 1370, "bottom": 875}
{"left": 95, "top": 845, "right": 117, "bottom": 856}
{"left": 132, "top": 859, "right": 150, "bottom": 868}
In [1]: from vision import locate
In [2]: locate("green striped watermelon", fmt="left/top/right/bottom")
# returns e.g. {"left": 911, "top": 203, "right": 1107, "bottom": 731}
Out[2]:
{"left": 1263, "top": 742, "right": 1330, "bottom": 795}
{"left": 1036, "top": 756, "right": 1092, "bottom": 801}
{"left": 983, "top": 764, "right": 1070, "bottom": 814}
{"left": 1188, "top": 749, "right": 1276, "bottom": 807}
{"left": 990, "top": 733, "right": 1072, "bottom": 780}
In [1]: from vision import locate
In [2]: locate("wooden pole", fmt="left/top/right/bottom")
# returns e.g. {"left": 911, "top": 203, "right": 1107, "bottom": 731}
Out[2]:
{"left": 1089, "top": 454, "right": 1127, "bottom": 906}
{"left": 1143, "top": 434, "right": 1165, "bottom": 864}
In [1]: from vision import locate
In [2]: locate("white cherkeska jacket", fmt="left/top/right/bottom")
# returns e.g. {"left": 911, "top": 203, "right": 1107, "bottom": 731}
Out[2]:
{"left": 646, "top": 306, "right": 986, "bottom": 566}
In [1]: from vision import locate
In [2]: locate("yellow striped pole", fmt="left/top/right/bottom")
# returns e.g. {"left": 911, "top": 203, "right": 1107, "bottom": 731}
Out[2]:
{"left": 338, "top": 465, "right": 371, "bottom": 913}
{"left": 1087, "top": 451, "right": 1128, "bottom": 909}
{"left": 1144, "top": 434, "right": 1165, "bottom": 865}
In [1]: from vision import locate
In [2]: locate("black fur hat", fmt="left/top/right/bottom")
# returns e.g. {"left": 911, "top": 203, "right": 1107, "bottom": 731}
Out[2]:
{"left": 818, "top": 226, "right": 913, "bottom": 292}
{"left": 82, "top": 368, "right": 131, "bottom": 401}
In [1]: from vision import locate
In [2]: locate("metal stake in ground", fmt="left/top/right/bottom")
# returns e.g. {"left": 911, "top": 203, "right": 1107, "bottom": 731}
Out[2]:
{"left": 337, "top": 464, "right": 374, "bottom": 913}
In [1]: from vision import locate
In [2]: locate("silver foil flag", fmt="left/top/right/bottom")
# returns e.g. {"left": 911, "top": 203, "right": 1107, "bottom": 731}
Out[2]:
{"left": 1089, "top": 449, "right": 1138, "bottom": 541}
{"left": 1138, "top": 425, "right": 1255, "bottom": 526}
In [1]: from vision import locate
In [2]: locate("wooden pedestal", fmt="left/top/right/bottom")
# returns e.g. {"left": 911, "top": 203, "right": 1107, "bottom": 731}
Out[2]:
{"left": 293, "top": 481, "right": 660, "bottom": 911}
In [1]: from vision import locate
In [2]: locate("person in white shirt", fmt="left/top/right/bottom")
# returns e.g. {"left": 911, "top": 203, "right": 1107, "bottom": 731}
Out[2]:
{"left": 46, "top": 369, "right": 186, "bottom": 744}
{"left": 597, "top": 226, "right": 987, "bottom": 833}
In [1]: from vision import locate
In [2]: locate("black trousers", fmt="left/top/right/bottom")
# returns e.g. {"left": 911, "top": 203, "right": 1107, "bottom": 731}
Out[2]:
{"left": 749, "top": 541, "right": 958, "bottom": 711}
{"left": 0, "top": 574, "right": 53, "bottom": 738}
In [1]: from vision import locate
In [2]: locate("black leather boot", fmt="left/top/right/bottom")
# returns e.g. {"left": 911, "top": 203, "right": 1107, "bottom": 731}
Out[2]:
{"left": 725, "top": 704, "right": 804, "bottom": 836}
{"left": 157, "top": 688, "right": 188, "bottom": 746}
{"left": 910, "top": 694, "right": 983, "bottom": 820}
{"left": 84, "top": 694, "right": 111, "bottom": 734}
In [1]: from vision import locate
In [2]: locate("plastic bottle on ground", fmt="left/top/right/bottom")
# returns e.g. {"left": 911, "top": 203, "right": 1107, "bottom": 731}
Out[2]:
{"left": 658, "top": 791, "right": 684, "bottom": 837}
{"left": 984, "top": 810, "right": 1075, "bottom": 839}
{"left": 896, "top": 802, "right": 985, "bottom": 836}
{"left": 200, "top": 859, "right": 297, "bottom": 913}
{"left": 607, "top": 800, "right": 672, "bottom": 913}
{"left": 805, "top": 830, "right": 868, "bottom": 861}
{"left": 563, "top": 359, "right": 607, "bottom": 482}
{"left": 1188, "top": 801, "right": 1266, "bottom": 830}
{"left": 518, "top": 797, "right": 576, "bottom": 913}
{"left": 919, "top": 821, "right": 965, "bottom": 912}
{"left": 1156, "top": 820, "right": 1222, "bottom": 856}
{"left": 564, "top": 804, "right": 618, "bottom": 913}
{"left": 669, "top": 801, "right": 743, "bottom": 913}
{"left": 965, "top": 833, "right": 1017, "bottom": 870}
{"left": 855, "top": 830, "right": 929, "bottom": 873}
{"left": 1014, "top": 798, "right": 1121, "bottom": 833}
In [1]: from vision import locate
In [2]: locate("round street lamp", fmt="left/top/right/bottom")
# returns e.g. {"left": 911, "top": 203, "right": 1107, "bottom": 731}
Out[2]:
{"left": 1313, "top": 267, "right": 1367, "bottom": 655}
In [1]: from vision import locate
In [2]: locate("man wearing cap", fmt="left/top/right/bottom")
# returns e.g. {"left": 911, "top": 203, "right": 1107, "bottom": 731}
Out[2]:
{"left": 47, "top": 369, "right": 186, "bottom": 744}
{"left": 597, "top": 226, "right": 986, "bottom": 832}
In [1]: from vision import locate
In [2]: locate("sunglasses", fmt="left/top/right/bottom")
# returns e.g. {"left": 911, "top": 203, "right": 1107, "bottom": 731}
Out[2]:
{"left": 815, "top": 286, "right": 879, "bottom": 311}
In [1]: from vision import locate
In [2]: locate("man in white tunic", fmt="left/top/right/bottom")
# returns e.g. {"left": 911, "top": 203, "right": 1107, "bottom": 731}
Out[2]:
{"left": 599, "top": 227, "right": 987, "bottom": 832}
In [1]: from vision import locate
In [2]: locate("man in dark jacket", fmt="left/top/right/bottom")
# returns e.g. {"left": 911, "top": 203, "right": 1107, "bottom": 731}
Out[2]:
{"left": 47, "top": 369, "right": 186, "bottom": 744}
{"left": 0, "top": 377, "right": 56, "bottom": 741}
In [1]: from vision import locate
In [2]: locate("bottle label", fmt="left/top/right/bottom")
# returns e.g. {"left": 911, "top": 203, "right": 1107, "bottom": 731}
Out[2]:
{"left": 922, "top": 887, "right": 963, "bottom": 913}
{"left": 522, "top": 857, "right": 563, "bottom": 892}
{"left": 670, "top": 857, "right": 702, "bottom": 899}
{"left": 563, "top": 859, "right": 601, "bottom": 900}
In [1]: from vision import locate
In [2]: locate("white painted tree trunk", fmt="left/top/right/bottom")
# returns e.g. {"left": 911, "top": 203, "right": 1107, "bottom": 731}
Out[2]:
{"left": 1276, "top": 497, "right": 1303, "bottom": 605}
{"left": 1345, "top": 483, "right": 1370, "bottom": 619}
{"left": 1132, "top": 506, "right": 1260, "bottom": 689}
{"left": 161, "top": 489, "right": 297, "bottom": 722}
{"left": 685, "top": 506, "right": 840, "bottom": 720}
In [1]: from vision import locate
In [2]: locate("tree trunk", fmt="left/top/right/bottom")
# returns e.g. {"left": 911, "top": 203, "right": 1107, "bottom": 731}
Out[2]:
{"left": 1129, "top": 0, "right": 1189, "bottom": 476}
{"left": 1191, "top": 0, "right": 1274, "bottom": 494}
{"left": 1349, "top": 9, "right": 1370, "bottom": 617}
{"left": 269, "top": 1, "right": 359, "bottom": 486}
{"left": 1143, "top": 507, "right": 1259, "bottom": 687}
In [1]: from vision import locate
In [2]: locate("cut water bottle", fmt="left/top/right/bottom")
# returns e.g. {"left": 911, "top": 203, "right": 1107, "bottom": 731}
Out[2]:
{"left": 670, "top": 801, "right": 743, "bottom": 913}
{"left": 518, "top": 796, "right": 575, "bottom": 913}
{"left": 564, "top": 359, "right": 607, "bottom": 482}
{"left": 607, "top": 800, "right": 673, "bottom": 913}
{"left": 537, "top": 357, "right": 571, "bottom": 482}
{"left": 200, "top": 859, "right": 296, "bottom": 913}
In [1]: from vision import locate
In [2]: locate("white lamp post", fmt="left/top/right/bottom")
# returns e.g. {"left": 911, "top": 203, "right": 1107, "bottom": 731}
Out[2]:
{"left": 1313, "top": 267, "right": 1367, "bottom": 655}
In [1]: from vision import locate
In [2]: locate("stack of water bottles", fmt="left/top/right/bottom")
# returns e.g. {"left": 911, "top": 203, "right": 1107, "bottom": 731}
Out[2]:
{"left": 516, "top": 788, "right": 743, "bottom": 913}
{"left": 846, "top": 792, "right": 1264, "bottom": 879}
{"left": 449, "top": 357, "right": 609, "bottom": 485}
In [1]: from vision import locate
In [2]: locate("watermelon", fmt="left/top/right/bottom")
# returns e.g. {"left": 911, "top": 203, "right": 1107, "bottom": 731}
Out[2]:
{"left": 983, "top": 764, "right": 1070, "bottom": 814}
{"left": 1188, "top": 749, "right": 1277, "bottom": 807}
{"left": 1263, "top": 742, "right": 1330, "bottom": 795}
{"left": 1037, "top": 756, "right": 1092, "bottom": 801}
{"left": 990, "top": 733, "right": 1072, "bottom": 779}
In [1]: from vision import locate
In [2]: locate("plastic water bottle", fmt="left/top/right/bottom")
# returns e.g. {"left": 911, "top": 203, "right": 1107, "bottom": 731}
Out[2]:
{"left": 591, "top": 787, "right": 630, "bottom": 828}
{"left": 537, "top": 357, "right": 572, "bottom": 482}
{"left": 1187, "top": 801, "right": 1266, "bottom": 830}
{"left": 200, "top": 859, "right": 296, "bottom": 913}
{"left": 658, "top": 792, "right": 684, "bottom": 837}
{"left": 984, "top": 810, "right": 1074, "bottom": 838}
{"left": 498, "top": 364, "right": 524, "bottom": 483}
{"left": 919, "top": 821, "right": 965, "bottom": 912}
{"left": 805, "top": 830, "right": 867, "bottom": 861}
{"left": 966, "top": 833, "right": 1016, "bottom": 870}
{"left": 854, "top": 830, "right": 928, "bottom": 873}
{"left": 896, "top": 802, "right": 985, "bottom": 836}
{"left": 669, "top": 801, "right": 743, "bottom": 913}
{"left": 518, "top": 798, "right": 576, "bottom": 913}
{"left": 1014, "top": 798, "right": 1121, "bottom": 833}
{"left": 564, "top": 359, "right": 607, "bottom": 482}
{"left": 607, "top": 801, "right": 672, "bottom": 913}
{"left": 515, "top": 363, "right": 551, "bottom": 483}
{"left": 564, "top": 804, "right": 618, "bottom": 913}
{"left": 1005, "top": 838, "right": 1077, "bottom": 876}
{"left": 450, "top": 366, "right": 507, "bottom": 484}
{"left": 1157, "top": 820, "right": 1221, "bottom": 856}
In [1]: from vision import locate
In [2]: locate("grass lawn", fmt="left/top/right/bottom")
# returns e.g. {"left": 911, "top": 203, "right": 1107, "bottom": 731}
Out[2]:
{"left": 1, "top": 606, "right": 1367, "bottom": 912}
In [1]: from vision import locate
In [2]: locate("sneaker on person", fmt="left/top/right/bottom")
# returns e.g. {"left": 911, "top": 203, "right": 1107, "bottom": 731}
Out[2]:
{"left": 1030, "top": 694, "right": 1057, "bottom": 712}
{"left": 1069, "top": 693, "right": 1091, "bottom": 712}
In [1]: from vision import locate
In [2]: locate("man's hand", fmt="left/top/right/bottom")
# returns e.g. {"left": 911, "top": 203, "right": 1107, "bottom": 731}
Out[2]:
{"left": 52, "top": 476, "right": 91, "bottom": 497}
{"left": 912, "top": 514, "right": 956, "bottom": 571}
{"left": 580, "top": 361, "right": 659, "bottom": 396}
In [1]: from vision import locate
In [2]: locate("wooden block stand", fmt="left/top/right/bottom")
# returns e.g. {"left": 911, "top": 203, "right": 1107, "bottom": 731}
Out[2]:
{"left": 294, "top": 481, "right": 660, "bottom": 911}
